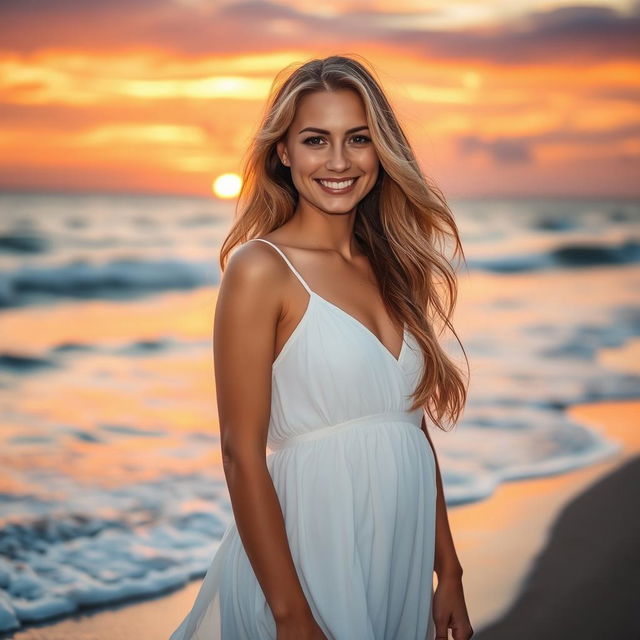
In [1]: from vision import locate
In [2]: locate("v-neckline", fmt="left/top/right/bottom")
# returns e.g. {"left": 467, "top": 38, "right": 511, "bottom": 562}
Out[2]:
{"left": 249, "top": 238, "right": 407, "bottom": 366}
{"left": 310, "top": 292, "right": 407, "bottom": 364}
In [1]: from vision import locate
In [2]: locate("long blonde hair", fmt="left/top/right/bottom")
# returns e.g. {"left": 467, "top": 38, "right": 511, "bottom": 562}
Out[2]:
{"left": 219, "top": 54, "right": 469, "bottom": 432}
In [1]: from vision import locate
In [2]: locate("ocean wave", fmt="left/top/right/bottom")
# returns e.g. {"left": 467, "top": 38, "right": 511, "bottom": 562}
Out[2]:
{"left": 0, "top": 232, "right": 48, "bottom": 254}
{"left": 0, "top": 353, "right": 55, "bottom": 373}
{"left": 469, "top": 238, "right": 640, "bottom": 273}
{"left": 0, "top": 476, "right": 230, "bottom": 633}
{"left": 0, "top": 259, "right": 218, "bottom": 308}
{"left": 1, "top": 239, "right": 637, "bottom": 310}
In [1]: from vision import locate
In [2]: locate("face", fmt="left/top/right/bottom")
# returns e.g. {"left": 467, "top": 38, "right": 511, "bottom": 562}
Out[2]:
{"left": 276, "top": 89, "right": 380, "bottom": 216}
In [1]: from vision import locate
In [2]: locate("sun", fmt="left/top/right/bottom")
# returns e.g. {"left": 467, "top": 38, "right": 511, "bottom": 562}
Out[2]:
{"left": 212, "top": 173, "right": 242, "bottom": 199}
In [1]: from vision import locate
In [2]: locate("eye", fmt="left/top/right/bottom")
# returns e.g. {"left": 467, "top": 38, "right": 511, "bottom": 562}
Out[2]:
{"left": 351, "top": 134, "right": 371, "bottom": 144}
{"left": 303, "top": 136, "right": 325, "bottom": 146}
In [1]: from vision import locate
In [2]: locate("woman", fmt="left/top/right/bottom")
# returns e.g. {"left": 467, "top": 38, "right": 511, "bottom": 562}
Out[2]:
{"left": 169, "top": 54, "right": 472, "bottom": 640}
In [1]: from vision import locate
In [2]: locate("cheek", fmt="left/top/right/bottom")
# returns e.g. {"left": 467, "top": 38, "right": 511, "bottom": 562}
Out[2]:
{"left": 363, "top": 151, "right": 380, "bottom": 174}
{"left": 291, "top": 149, "right": 319, "bottom": 170}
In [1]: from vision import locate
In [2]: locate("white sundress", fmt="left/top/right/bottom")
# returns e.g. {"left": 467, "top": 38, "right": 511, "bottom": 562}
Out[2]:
{"left": 169, "top": 237, "right": 437, "bottom": 640}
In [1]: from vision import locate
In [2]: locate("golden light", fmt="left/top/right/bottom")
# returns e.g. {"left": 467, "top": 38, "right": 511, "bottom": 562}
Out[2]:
{"left": 212, "top": 173, "right": 242, "bottom": 199}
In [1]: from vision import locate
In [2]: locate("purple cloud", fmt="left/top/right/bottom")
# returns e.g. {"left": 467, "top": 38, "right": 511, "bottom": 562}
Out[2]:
{"left": 0, "top": 1, "right": 637, "bottom": 64}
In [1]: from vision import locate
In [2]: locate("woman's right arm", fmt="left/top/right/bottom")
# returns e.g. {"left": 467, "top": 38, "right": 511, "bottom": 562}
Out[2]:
{"left": 213, "top": 242, "right": 320, "bottom": 631}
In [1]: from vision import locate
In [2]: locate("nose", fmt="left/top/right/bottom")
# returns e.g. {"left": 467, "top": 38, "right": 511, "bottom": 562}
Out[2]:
{"left": 325, "top": 143, "right": 351, "bottom": 173}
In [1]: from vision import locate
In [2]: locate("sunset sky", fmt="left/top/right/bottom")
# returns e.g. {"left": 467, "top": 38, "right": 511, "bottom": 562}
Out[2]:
{"left": 1, "top": 0, "right": 639, "bottom": 198}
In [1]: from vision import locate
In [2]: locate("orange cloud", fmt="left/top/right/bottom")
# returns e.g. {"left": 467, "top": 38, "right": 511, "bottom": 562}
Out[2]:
{"left": 0, "top": 2, "right": 638, "bottom": 197}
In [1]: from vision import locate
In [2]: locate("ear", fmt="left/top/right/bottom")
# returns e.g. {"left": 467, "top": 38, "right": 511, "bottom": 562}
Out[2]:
{"left": 276, "top": 140, "right": 289, "bottom": 166}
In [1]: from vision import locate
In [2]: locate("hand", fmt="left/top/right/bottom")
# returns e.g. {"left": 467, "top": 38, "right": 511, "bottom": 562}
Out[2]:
{"left": 276, "top": 611, "right": 329, "bottom": 640}
{"left": 432, "top": 573, "right": 474, "bottom": 640}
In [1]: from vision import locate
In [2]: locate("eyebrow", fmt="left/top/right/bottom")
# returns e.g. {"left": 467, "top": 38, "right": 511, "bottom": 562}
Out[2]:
{"left": 298, "top": 125, "right": 370, "bottom": 135}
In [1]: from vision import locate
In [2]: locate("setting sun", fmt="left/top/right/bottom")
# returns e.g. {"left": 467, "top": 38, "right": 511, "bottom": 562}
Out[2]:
{"left": 212, "top": 173, "right": 242, "bottom": 198}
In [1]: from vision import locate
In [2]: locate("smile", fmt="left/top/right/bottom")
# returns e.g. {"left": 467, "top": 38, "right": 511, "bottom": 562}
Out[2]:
{"left": 314, "top": 177, "right": 359, "bottom": 194}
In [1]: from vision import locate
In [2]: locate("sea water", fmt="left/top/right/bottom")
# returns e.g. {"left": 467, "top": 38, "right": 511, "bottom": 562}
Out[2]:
{"left": 0, "top": 191, "right": 638, "bottom": 631}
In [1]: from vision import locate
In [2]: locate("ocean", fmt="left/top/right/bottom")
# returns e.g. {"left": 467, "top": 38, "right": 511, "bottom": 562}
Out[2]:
{"left": 0, "top": 191, "right": 638, "bottom": 632}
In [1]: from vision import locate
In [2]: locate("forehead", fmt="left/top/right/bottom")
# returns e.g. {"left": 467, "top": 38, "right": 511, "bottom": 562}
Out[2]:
{"left": 292, "top": 89, "right": 367, "bottom": 129}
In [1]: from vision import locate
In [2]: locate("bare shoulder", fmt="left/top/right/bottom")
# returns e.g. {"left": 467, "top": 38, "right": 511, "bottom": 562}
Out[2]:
{"left": 221, "top": 239, "right": 289, "bottom": 298}
{"left": 215, "top": 239, "right": 295, "bottom": 331}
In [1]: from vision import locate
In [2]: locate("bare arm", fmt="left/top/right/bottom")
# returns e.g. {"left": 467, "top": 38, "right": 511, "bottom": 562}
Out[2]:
{"left": 214, "top": 243, "right": 312, "bottom": 623}
{"left": 420, "top": 415, "right": 463, "bottom": 578}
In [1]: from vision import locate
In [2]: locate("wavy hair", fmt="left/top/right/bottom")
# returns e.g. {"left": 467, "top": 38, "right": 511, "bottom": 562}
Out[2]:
{"left": 219, "top": 54, "right": 469, "bottom": 432}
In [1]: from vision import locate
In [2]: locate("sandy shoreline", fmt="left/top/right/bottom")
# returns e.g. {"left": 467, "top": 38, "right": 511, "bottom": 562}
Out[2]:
{"left": 474, "top": 454, "right": 640, "bottom": 639}
{"left": 449, "top": 399, "right": 640, "bottom": 631}
{"left": 3, "top": 399, "right": 638, "bottom": 640}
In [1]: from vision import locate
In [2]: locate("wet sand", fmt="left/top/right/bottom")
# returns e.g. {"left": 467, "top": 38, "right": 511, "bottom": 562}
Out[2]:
{"left": 449, "top": 399, "right": 640, "bottom": 631}
{"left": 3, "top": 399, "right": 638, "bottom": 640}
{"left": 473, "top": 454, "right": 640, "bottom": 639}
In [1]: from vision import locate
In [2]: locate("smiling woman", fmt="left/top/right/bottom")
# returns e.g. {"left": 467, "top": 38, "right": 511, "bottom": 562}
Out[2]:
{"left": 169, "top": 54, "right": 472, "bottom": 640}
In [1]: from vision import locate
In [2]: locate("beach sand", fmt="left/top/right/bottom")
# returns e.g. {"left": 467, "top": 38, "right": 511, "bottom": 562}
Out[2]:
{"left": 473, "top": 455, "right": 640, "bottom": 640}
{"left": 449, "top": 399, "right": 640, "bottom": 633}
{"left": 3, "top": 399, "right": 638, "bottom": 640}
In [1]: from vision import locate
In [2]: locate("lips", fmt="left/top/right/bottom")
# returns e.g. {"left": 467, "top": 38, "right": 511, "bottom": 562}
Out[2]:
{"left": 314, "top": 176, "right": 359, "bottom": 194}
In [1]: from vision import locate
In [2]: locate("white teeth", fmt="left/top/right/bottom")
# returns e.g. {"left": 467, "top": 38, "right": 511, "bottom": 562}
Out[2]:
{"left": 318, "top": 178, "right": 355, "bottom": 190}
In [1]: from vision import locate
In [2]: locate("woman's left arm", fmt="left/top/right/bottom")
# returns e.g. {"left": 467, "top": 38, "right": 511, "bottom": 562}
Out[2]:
{"left": 421, "top": 414, "right": 474, "bottom": 640}
{"left": 421, "top": 414, "right": 463, "bottom": 577}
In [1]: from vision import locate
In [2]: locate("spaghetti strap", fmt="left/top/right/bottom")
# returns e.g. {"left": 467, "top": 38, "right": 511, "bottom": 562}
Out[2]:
{"left": 250, "top": 238, "right": 313, "bottom": 295}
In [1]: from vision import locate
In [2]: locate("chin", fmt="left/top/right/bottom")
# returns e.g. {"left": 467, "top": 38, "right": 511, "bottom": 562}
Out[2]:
{"left": 318, "top": 198, "right": 360, "bottom": 211}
